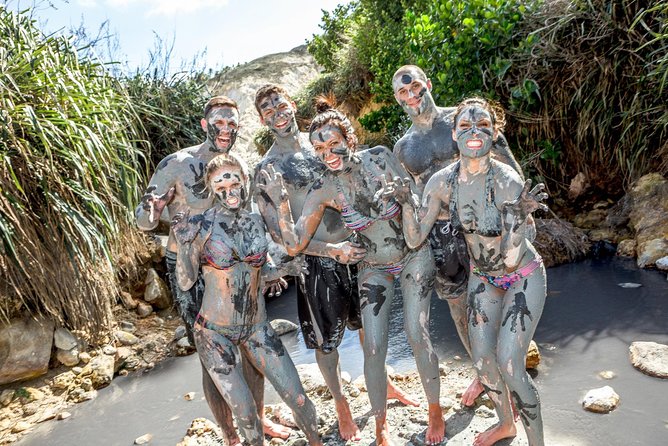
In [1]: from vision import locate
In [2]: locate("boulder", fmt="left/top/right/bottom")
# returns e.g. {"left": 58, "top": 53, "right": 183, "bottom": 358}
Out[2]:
{"left": 270, "top": 319, "right": 299, "bottom": 336}
{"left": 144, "top": 269, "right": 172, "bottom": 310}
{"left": 616, "top": 239, "right": 636, "bottom": 257}
{"left": 0, "top": 317, "right": 54, "bottom": 384}
{"left": 629, "top": 341, "right": 668, "bottom": 379}
{"left": 533, "top": 218, "right": 590, "bottom": 267}
{"left": 582, "top": 386, "right": 620, "bottom": 413}
{"left": 53, "top": 327, "right": 78, "bottom": 350}
{"left": 176, "top": 417, "right": 223, "bottom": 446}
{"left": 627, "top": 174, "right": 668, "bottom": 268}
{"left": 79, "top": 354, "right": 115, "bottom": 389}
{"left": 56, "top": 347, "right": 80, "bottom": 367}
{"left": 295, "top": 363, "right": 327, "bottom": 393}
{"left": 656, "top": 256, "right": 668, "bottom": 271}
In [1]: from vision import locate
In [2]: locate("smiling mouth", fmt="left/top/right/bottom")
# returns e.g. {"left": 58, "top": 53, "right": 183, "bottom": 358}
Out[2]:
{"left": 226, "top": 196, "right": 239, "bottom": 207}
{"left": 466, "top": 139, "right": 483, "bottom": 150}
{"left": 218, "top": 136, "right": 231, "bottom": 146}
{"left": 325, "top": 156, "right": 342, "bottom": 170}
{"left": 407, "top": 98, "right": 422, "bottom": 108}
{"left": 274, "top": 119, "right": 289, "bottom": 129}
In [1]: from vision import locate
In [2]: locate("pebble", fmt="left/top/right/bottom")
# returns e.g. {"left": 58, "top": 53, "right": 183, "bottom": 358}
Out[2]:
{"left": 134, "top": 433, "right": 153, "bottom": 444}
{"left": 599, "top": 370, "right": 616, "bottom": 380}
{"left": 115, "top": 330, "right": 140, "bottom": 346}
{"left": 617, "top": 282, "right": 642, "bottom": 288}
{"left": 54, "top": 327, "right": 79, "bottom": 350}
{"left": 184, "top": 392, "right": 195, "bottom": 401}
{"left": 582, "top": 386, "right": 620, "bottom": 413}
{"left": 137, "top": 301, "right": 153, "bottom": 318}
{"left": 12, "top": 421, "right": 31, "bottom": 433}
{"left": 154, "top": 317, "right": 165, "bottom": 325}
{"left": 176, "top": 337, "right": 192, "bottom": 348}
{"left": 174, "top": 325, "right": 187, "bottom": 340}
{"left": 453, "top": 355, "right": 462, "bottom": 361}
{"left": 78, "top": 352, "right": 91, "bottom": 364}
{"left": 71, "top": 367, "right": 83, "bottom": 375}
{"left": 1, "top": 389, "right": 14, "bottom": 406}
{"left": 120, "top": 321, "right": 136, "bottom": 332}
{"left": 57, "top": 411, "right": 72, "bottom": 420}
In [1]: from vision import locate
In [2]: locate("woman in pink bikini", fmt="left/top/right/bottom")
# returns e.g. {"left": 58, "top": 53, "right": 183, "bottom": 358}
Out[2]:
{"left": 387, "top": 97, "right": 548, "bottom": 446}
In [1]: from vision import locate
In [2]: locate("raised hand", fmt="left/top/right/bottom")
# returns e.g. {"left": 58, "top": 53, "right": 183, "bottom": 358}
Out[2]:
{"left": 140, "top": 186, "right": 175, "bottom": 223}
{"left": 263, "top": 277, "right": 288, "bottom": 297}
{"left": 256, "top": 164, "right": 289, "bottom": 206}
{"left": 502, "top": 179, "right": 548, "bottom": 225}
{"left": 373, "top": 174, "right": 415, "bottom": 209}
{"left": 331, "top": 241, "right": 367, "bottom": 264}
{"left": 171, "top": 209, "right": 199, "bottom": 245}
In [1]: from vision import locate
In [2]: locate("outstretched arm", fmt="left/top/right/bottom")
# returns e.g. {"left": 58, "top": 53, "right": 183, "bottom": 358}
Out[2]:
{"left": 135, "top": 162, "right": 176, "bottom": 231}
{"left": 500, "top": 179, "right": 548, "bottom": 270}
{"left": 173, "top": 211, "right": 209, "bottom": 290}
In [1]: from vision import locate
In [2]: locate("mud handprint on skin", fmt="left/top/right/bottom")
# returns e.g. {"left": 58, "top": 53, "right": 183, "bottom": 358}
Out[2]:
{"left": 467, "top": 282, "right": 489, "bottom": 326}
{"left": 184, "top": 162, "right": 208, "bottom": 199}
{"left": 171, "top": 210, "right": 202, "bottom": 245}
{"left": 331, "top": 240, "right": 367, "bottom": 264}
{"left": 502, "top": 179, "right": 548, "bottom": 227}
{"left": 502, "top": 280, "right": 533, "bottom": 333}
{"left": 472, "top": 243, "right": 504, "bottom": 271}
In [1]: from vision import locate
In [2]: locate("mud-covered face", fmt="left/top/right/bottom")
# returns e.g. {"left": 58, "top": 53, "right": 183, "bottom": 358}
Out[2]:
{"left": 204, "top": 106, "right": 239, "bottom": 152}
{"left": 209, "top": 165, "right": 246, "bottom": 211}
{"left": 453, "top": 105, "right": 495, "bottom": 159}
{"left": 258, "top": 93, "right": 298, "bottom": 137}
{"left": 310, "top": 124, "right": 349, "bottom": 172}
{"left": 392, "top": 68, "right": 434, "bottom": 117}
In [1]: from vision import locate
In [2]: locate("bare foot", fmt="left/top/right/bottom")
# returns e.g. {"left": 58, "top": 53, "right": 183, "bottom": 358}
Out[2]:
{"left": 473, "top": 423, "right": 516, "bottom": 446}
{"left": 227, "top": 436, "right": 242, "bottom": 446}
{"left": 386, "top": 380, "right": 420, "bottom": 407}
{"left": 425, "top": 403, "right": 445, "bottom": 444}
{"left": 335, "top": 398, "right": 362, "bottom": 441}
{"left": 262, "top": 418, "right": 292, "bottom": 439}
{"left": 461, "top": 377, "right": 484, "bottom": 407}
{"left": 375, "top": 418, "right": 394, "bottom": 446}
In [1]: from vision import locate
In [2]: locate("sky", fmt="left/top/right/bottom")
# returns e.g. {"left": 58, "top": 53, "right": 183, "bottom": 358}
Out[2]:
{"left": 10, "top": 0, "right": 350, "bottom": 73}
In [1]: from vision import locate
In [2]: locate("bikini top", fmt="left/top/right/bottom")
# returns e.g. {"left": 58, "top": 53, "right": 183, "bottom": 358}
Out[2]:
{"left": 199, "top": 213, "right": 268, "bottom": 270}
{"left": 448, "top": 161, "right": 502, "bottom": 237}
{"left": 334, "top": 176, "right": 401, "bottom": 232}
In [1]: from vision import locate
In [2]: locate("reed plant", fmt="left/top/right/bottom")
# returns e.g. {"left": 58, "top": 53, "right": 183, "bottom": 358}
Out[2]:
{"left": 0, "top": 7, "right": 147, "bottom": 336}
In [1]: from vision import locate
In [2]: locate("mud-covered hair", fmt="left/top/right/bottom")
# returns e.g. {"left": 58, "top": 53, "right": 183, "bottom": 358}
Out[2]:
{"left": 308, "top": 94, "right": 358, "bottom": 149}
{"left": 204, "top": 153, "right": 251, "bottom": 202}
{"left": 203, "top": 95, "right": 238, "bottom": 118}
{"left": 453, "top": 97, "right": 506, "bottom": 134}
{"left": 254, "top": 84, "right": 292, "bottom": 116}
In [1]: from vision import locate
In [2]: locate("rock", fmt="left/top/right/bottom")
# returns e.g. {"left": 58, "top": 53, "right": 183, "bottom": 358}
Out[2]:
{"left": 656, "top": 256, "right": 668, "bottom": 271}
{"left": 115, "top": 330, "right": 140, "bottom": 346}
{"left": 18, "top": 387, "right": 44, "bottom": 403}
{"left": 71, "top": 367, "right": 83, "bottom": 375}
{"left": 582, "top": 386, "right": 620, "bottom": 413}
{"left": 626, "top": 173, "right": 668, "bottom": 268}
{"left": 526, "top": 340, "right": 541, "bottom": 369}
{"left": 184, "top": 392, "right": 195, "bottom": 401}
{"left": 352, "top": 375, "right": 367, "bottom": 391}
{"left": 295, "top": 363, "right": 327, "bottom": 393}
{"left": 616, "top": 239, "right": 636, "bottom": 257}
{"left": 120, "top": 321, "right": 136, "bottom": 332}
{"left": 136, "top": 301, "right": 154, "bottom": 318}
{"left": 268, "top": 403, "right": 297, "bottom": 428}
{"left": 475, "top": 405, "right": 495, "bottom": 418}
{"left": 52, "top": 371, "right": 77, "bottom": 390}
{"left": 0, "top": 317, "right": 55, "bottom": 384}
{"left": 144, "top": 268, "right": 172, "bottom": 310}
{"left": 176, "top": 337, "right": 193, "bottom": 349}
{"left": 114, "top": 347, "right": 134, "bottom": 372}
{"left": 53, "top": 327, "right": 78, "bottom": 350}
{"left": 629, "top": 341, "right": 668, "bottom": 379}
{"left": 102, "top": 345, "right": 117, "bottom": 356}
{"left": 270, "top": 318, "right": 299, "bottom": 336}
{"left": 568, "top": 172, "right": 588, "bottom": 199}
{"left": 533, "top": 218, "right": 590, "bottom": 267}
{"left": 588, "top": 228, "right": 619, "bottom": 243}
{"left": 68, "top": 387, "right": 97, "bottom": 403}
{"left": 599, "top": 370, "right": 616, "bottom": 380}
{"left": 57, "top": 411, "right": 71, "bottom": 420}
{"left": 119, "top": 291, "right": 138, "bottom": 310}
{"left": 80, "top": 354, "right": 115, "bottom": 389}
{"left": 573, "top": 208, "right": 608, "bottom": 230}
{"left": 177, "top": 417, "right": 224, "bottom": 446}
{"left": 135, "top": 433, "right": 153, "bottom": 444}
{"left": 341, "top": 371, "right": 351, "bottom": 384}
{"left": 1, "top": 389, "right": 14, "bottom": 406}
{"left": 56, "top": 347, "right": 80, "bottom": 367}
{"left": 618, "top": 282, "right": 642, "bottom": 288}
{"left": 12, "top": 421, "right": 31, "bottom": 433}
{"left": 174, "top": 325, "right": 187, "bottom": 340}
{"left": 79, "top": 352, "right": 91, "bottom": 364}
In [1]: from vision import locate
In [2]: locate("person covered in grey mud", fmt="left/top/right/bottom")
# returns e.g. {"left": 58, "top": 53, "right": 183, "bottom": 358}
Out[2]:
{"left": 387, "top": 97, "right": 547, "bottom": 446}
{"left": 172, "top": 153, "right": 322, "bottom": 446}
{"left": 258, "top": 96, "right": 444, "bottom": 446}
{"left": 252, "top": 85, "right": 419, "bottom": 442}
{"left": 134, "top": 96, "right": 290, "bottom": 444}
{"left": 392, "top": 64, "right": 525, "bottom": 407}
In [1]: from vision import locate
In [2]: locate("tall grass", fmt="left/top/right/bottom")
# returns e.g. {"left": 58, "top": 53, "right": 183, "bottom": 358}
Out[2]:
{"left": 0, "top": 7, "right": 147, "bottom": 335}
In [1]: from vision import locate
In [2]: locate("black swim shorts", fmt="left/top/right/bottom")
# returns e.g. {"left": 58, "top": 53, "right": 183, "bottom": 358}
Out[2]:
{"left": 428, "top": 220, "right": 469, "bottom": 299}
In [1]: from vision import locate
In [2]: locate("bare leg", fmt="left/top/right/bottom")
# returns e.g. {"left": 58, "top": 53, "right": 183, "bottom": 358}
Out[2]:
{"left": 315, "top": 349, "right": 361, "bottom": 440}
{"left": 401, "top": 245, "right": 443, "bottom": 444}
{"left": 358, "top": 330, "right": 420, "bottom": 407}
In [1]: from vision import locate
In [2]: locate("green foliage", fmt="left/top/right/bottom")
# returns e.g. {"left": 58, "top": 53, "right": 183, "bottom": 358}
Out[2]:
{"left": 0, "top": 7, "right": 147, "bottom": 333}
{"left": 405, "top": 0, "right": 534, "bottom": 105}
{"left": 308, "top": 3, "right": 358, "bottom": 72}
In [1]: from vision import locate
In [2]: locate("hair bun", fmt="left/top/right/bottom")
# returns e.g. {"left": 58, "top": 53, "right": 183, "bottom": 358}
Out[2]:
{"left": 314, "top": 93, "right": 337, "bottom": 114}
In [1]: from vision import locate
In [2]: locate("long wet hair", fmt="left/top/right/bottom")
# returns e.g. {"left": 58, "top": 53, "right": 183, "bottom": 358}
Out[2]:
{"left": 453, "top": 97, "right": 506, "bottom": 136}
{"left": 204, "top": 153, "right": 251, "bottom": 204}
{"left": 309, "top": 94, "right": 358, "bottom": 150}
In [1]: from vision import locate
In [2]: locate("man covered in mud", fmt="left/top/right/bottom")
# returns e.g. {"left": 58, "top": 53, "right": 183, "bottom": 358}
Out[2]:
{"left": 253, "top": 84, "right": 417, "bottom": 441}
{"left": 135, "top": 96, "right": 290, "bottom": 444}
{"left": 392, "top": 65, "right": 524, "bottom": 406}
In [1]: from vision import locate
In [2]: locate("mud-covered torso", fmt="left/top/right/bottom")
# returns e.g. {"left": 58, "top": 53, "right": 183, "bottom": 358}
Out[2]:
{"left": 258, "top": 144, "right": 349, "bottom": 243}
{"left": 199, "top": 210, "right": 268, "bottom": 327}
{"left": 327, "top": 146, "right": 409, "bottom": 265}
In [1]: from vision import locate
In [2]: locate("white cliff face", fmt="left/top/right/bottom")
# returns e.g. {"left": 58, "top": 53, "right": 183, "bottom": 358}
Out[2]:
{"left": 209, "top": 45, "right": 321, "bottom": 168}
